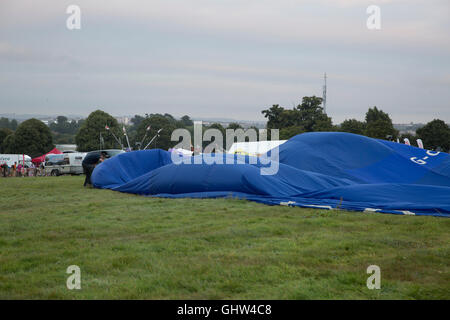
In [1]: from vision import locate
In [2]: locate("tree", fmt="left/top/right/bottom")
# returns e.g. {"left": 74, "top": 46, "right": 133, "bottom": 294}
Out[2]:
{"left": 10, "top": 119, "right": 18, "bottom": 130}
{"left": 249, "top": 126, "right": 260, "bottom": 140}
{"left": 57, "top": 116, "right": 68, "bottom": 124}
{"left": 365, "top": 119, "right": 398, "bottom": 140}
{"left": 0, "top": 128, "right": 13, "bottom": 153}
{"left": 164, "top": 113, "right": 176, "bottom": 121}
{"left": 0, "top": 117, "right": 18, "bottom": 131}
{"left": 295, "top": 96, "right": 328, "bottom": 132}
{"left": 261, "top": 105, "right": 285, "bottom": 129}
{"left": 279, "top": 126, "right": 304, "bottom": 140}
{"left": 364, "top": 107, "right": 398, "bottom": 140}
{"left": 180, "top": 115, "right": 194, "bottom": 127}
{"left": 2, "top": 118, "right": 53, "bottom": 158}
{"left": 0, "top": 117, "right": 9, "bottom": 129}
{"left": 75, "top": 110, "right": 121, "bottom": 151}
{"left": 312, "top": 117, "right": 335, "bottom": 132}
{"left": 262, "top": 96, "right": 332, "bottom": 134}
{"left": 416, "top": 119, "right": 450, "bottom": 151}
{"left": 125, "top": 115, "right": 145, "bottom": 143}
{"left": 208, "top": 123, "right": 225, "bottom": 134}
{"left": 49, "top": 116, "right": 80, "bottom": 135}
{"left": 365, "top": 106, "right": 391, "bottom": 123}
{"left": 130, "top": 115, "right": 145, "bottom": 128}
{"left": 262, "top": 104, "right": 302, "bottom": 129}
{"left": 340, "top": 119, "right": 366, "bottom": 135}
{"left": 53, "top": 132, "right": 76, "bottom": 144}
{"left": 227, "top": 122, "right": 243, "bottom": 130}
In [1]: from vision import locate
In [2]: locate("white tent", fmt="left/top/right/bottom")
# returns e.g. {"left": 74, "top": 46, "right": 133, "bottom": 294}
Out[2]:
{"left": 0, "top": 154, "right": 32, "bottom": 167}
{"left": 227, "top": 140, "right": 287, "bottom": 157}
{"left": 170, "top": 148, "right": 193, "bottom": 156}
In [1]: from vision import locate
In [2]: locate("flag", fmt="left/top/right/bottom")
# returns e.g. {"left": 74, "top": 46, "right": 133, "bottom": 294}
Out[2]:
{"left": 417, "top": 139, "right": 424, "bottom": 149}
{"left": 105, "top": 125, "right": 110, "bottom": 130}
{"left": 403, "top": 138, "right": 411, "bottom": 146}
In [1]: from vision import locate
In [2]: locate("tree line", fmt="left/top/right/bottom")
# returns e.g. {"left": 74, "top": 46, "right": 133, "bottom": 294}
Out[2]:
{"left": 262, "top": 96, "right": 450, "bottom": 151}
{"left": 1, "top": 96, "right": 449, "bottom": 157}
{"left": 73, "top": 110, "right": 250, "bottom": 152}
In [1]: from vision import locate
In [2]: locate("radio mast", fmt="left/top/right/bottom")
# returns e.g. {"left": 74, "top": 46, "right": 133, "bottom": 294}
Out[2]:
{"left": 322, "top": 73, "right": 327, "bottom": 114}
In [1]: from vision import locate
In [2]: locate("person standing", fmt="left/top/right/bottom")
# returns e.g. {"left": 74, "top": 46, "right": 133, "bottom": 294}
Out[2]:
{"left": 0, "top": 162, "right": 7, "bottom": 178}
{"left": 12, "top": 162, "right": 17, "bottom": 177}
{"left": 32, "top": 162, "right": 37, "bottom": 177}
{"left": 82, "top": 151, "right": 108, "bottom": 187}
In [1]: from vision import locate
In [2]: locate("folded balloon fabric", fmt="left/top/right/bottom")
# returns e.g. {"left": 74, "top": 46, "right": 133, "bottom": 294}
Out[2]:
{"left": 92, "top": 132, "right": 450, "bottom": 217}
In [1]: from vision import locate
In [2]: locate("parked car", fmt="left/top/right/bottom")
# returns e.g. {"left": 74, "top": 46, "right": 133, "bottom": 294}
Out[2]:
{"left": 83, "top": 149, "right": 125, "bottom": 163}
{"left": 44, "top": 152, "right": 87, "bottom": 176}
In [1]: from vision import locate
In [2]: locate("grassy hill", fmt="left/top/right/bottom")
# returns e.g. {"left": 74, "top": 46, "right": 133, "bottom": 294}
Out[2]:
{"left": 0, "top": 176, "right": 448, "bottom": 299}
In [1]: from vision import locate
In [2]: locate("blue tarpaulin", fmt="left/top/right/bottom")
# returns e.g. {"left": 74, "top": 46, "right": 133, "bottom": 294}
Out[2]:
{"left": 92, "top": 132, "right": 450, "bottom": 217}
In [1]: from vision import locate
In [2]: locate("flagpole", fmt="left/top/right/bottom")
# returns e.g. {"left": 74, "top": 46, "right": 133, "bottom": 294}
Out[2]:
{"left": 105, "top": 124, "right": 122, "bottom": 149}
{"left": 110, "top": 132, "right": 121, "bottom": 148}
{"left": 143, "top": 129, "right": 163, "bottom": 150}
{"left": 123, "top": 126, "right": 131, "bottom": 150}
{"left": 143, "top": 135, "right": 158, "bottom": 150}
{"left": 139, "top": 125, "right": 151, "bottom": 150}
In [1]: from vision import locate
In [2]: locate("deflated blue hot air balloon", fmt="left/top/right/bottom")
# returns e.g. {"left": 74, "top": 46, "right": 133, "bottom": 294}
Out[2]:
{"left": 91, "top": 132, "right": 450, "bottom": 217}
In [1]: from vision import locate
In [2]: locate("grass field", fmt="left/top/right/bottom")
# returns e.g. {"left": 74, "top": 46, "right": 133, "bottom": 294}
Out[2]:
{"left": 0, "top": 176, "right": 449, "bottom": 299}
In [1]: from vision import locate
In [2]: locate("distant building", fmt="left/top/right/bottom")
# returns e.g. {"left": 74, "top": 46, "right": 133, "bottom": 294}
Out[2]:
{"left": 394, "top": 123, "right": 425, "bottom": 135}
{"left": 116, "top": 116, "right": 131, "bottom": 125}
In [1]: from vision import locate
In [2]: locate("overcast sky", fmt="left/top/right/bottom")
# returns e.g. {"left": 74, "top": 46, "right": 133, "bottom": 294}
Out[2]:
{"left": 0, "top": 0, "right": 449, "bottom": 123}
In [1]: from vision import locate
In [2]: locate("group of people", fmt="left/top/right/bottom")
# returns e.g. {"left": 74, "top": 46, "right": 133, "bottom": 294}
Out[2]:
{"left": 1, "top": 151, "right": 111, "bottom": 185}
{"left": 0, "top": 162, "right": 45, "bottom": 178}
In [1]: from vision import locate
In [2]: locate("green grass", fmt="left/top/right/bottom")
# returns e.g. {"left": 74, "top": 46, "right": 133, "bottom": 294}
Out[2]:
{"left": 0, "top": 176, "right": 449, "bottom": 299}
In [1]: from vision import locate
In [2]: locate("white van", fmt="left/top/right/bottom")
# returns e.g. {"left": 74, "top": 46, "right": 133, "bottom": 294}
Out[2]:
{"left": 0, "top": 154, "right": 32, "bottom": 167}
{"left": 44, "top": 152, "right": 87, "bottom": 176}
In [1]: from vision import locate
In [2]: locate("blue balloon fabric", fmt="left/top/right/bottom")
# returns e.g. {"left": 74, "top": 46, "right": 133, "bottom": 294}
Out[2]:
{"left": 91, "top": 132, "right": 450, "bottom": 217}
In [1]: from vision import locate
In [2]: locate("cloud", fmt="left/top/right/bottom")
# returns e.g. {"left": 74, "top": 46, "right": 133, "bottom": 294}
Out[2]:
{"left": 2, "top": 0, "right": 449, "bottom": 51}
{"left": 0, "top": 42, "right": 79, "bottom": 66}
{"left": 0, "top": 0, "right": 449, "bottom": 123}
